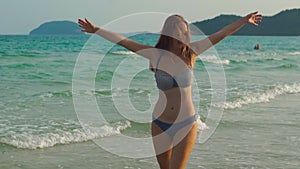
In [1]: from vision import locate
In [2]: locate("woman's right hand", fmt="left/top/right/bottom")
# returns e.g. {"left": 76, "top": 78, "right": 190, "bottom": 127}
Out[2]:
{"left": 78, "top": 18, "right": 99, "bottom": 33}
{"left": 244, "top": 12, "right": 262, "bottom": 26}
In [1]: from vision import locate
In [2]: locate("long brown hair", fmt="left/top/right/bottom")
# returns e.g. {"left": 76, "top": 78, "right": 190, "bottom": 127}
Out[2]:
{"left": 154, "top": 15, "right": 196, "bottom": 69}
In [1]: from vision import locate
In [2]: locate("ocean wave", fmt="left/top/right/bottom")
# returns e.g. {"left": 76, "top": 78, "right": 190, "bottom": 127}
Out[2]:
{"left": 287, "top": 52, "right": 300, "bottom": 55}
{"left": 94, "top": 89, "right": 112, "bottom": 96}
{"left": 2, "top": 63, "right": 36, "bottom": 69}
{"left": 110, "top": 51, "right": 136, "bottom": 55}
{"left": 73, "top": 88, "right": 154, "bottom": 98}
{"left": 1, "top": 53, "right": 40, "bottom": 58}
{"left": 0, "top": 117, "right": 207, "bottom": 149}
{"left": 274, "top": 64, "right": 298, "bottom": 69}
{"left": 94, "top": 87, "right": 154, "bottom": 97}
{"left": 251, "top": 57, "right": 286, "bottom": 63}
{"left": 228, "top": 57, "right": 290, "bottom": 65}
{"left": 199, "top": 55, "right": 230, "bottom": 65}
{"left": 37, "top": 90, "right": 72, "bottom": 98}
{"left": 198, "top": 55, "right": 283, "bottom": 65}
{"left": 96, "top": 70, "right": 114, "bottom": 80}
{"left": 196, "top": 114, "right": 209, "bottom": 131}
{"left": 0, "top": 120, "right": 131, "bottom": 149}
{"left": 227, "top": 57, "right": 297, "bottom": 66}
{"left": 218, "top": 83, "right": 300, "bottom": 109}
{"left": 229, "top": 59, "right": 248, "bottom": 64}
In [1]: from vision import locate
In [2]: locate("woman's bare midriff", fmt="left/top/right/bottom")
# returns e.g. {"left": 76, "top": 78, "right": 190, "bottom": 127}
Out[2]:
{"left": 152, "top": 86, "right": 195, "bottom": 123}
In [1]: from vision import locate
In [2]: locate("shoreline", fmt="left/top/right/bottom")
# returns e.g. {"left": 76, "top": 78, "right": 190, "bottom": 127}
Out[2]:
{"left": 1, "top": 93, "right": 299, "bottom": 168}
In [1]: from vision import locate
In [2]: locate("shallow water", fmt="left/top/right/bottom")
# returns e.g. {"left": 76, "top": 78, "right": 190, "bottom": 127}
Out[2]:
{"left": 0, "top": 35, "right": 299, "bottom": 168}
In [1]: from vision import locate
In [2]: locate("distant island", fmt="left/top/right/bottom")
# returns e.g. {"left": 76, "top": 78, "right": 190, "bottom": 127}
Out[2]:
{"left": 29, "top": 9, "right": 300, "bottom": 36}
{"left": 29, "top": 21, "right": 85, "bottom": 36}
{"left": 192, "top": 8, "right": 300, "bottom": 36}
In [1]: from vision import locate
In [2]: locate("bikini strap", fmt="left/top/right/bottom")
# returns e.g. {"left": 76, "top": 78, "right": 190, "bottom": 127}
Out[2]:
{"left": 155, "top": 54, "right": 163, "bottom": 72}
{"left": 155, "top": 53, "right": 192, "bottom": 72}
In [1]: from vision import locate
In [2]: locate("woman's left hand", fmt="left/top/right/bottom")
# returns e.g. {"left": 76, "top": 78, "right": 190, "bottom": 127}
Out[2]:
{"left": 78, "top": 18, "right": 99, "bottom": 33}
{"left": 245, "top": 12, "right": 262, "bottom": 26}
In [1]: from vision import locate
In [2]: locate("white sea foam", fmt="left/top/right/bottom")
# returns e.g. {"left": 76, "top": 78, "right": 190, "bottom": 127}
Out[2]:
{"left": 219, "top": 83, "right": 300, "bottom": 109}
{"left": 196, "top": 114, "right": 209, "bottom": 131}
{"left": 111, "top": 51, "right": 136, "bottom": 55}
{"left": 0, "top": 121, "right": 131, "bottom": 149}
{"left": 199, "top": 55, "right": 230, "bottom": 65}
{"left": 273, "top": 58, "right": 284, "bottom": 61}
{"left": 287, "top": 51, "right": 300, "bottom": 55}
{"left": 232, "top": 59, "right": 248, "bottom": 63}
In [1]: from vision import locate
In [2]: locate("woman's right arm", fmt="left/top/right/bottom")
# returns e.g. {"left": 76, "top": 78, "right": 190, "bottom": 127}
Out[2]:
{"left": 190, "top": 12, "right": 262, "bottom": 55}
{"left": 78, "top": 18, "right": 155, "bottom": 59}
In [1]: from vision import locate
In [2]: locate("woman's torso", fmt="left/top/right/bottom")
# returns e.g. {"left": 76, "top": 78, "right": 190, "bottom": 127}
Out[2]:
{"left": 151, "top": 50, "right": 195, "bottom": 123}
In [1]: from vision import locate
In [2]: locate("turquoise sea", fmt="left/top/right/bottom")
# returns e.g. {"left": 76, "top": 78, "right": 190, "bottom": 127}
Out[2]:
{"left": 0, "top": 34, "right": 300, "bottom": 168}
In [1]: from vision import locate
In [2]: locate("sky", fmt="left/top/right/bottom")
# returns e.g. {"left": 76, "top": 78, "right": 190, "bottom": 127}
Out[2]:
{"left": 1, "top": 0, "right": 300, "bottom": 34}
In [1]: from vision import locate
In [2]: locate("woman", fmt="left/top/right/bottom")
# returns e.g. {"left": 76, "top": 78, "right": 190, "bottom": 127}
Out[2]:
{"left": 78, "top": 12, "right": 262, "bottom": 169}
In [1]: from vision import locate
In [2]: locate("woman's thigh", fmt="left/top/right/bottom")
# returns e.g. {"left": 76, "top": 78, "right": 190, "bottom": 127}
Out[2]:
{"left": 152, "top": 122, "right": 173, "bottom": 169}
{"left": 170, "top": 122, "right": 198, "bottom": 169}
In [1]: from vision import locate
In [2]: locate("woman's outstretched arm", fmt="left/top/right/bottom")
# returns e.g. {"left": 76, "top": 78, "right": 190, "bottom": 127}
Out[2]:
{"left": 78, "top": 18, "right": 155, "bottom": 59}
{"left": 190, "top": 12, "right": 262, "bottom": 55}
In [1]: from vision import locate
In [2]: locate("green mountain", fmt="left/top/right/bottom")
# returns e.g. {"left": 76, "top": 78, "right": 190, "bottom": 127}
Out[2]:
{"left": 192, "top": 9, "right": 300, "bottom": 36}
{"left": 29, "top": 21, "right": 84, "bottom": 35}
{"left": 29, "top": 9, "right": 299, "bottom": 36}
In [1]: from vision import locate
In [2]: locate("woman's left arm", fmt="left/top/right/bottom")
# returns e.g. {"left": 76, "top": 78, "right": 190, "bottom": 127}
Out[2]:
{"left": 190, "top": 12, "right": 262, "bottom": 55}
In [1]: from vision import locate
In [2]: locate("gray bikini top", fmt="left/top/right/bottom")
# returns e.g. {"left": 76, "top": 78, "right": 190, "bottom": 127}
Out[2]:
{"left": 154, "top": 55, "right": 194, "bottom": 91}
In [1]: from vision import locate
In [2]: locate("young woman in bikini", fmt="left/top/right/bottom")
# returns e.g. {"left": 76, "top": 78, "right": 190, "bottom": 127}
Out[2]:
{"left": 78, "top": 11, "right": 262, "bottom": 169}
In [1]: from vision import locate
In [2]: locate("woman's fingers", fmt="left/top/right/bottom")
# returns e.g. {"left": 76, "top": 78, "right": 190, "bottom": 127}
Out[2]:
{"left": 247, "top": 11, "right": 258, "bottom": 18}
{"left": 247, "top": 12, "right": 263, "bottom": 26}
{"left": 78, "top": 25, "right": 86, "bottom": 29}
{"left": 250, "top": 20, "right": 258, "bottom": 26}
{"left": 78, "top": 22, "right": 86, "bottom": 27}
{"left": 78, "top": 19, "right": 90, "bottom": 26}
{"left": 78, "top": 19, "right": 91, "bottom": 27}
{"left": 256, "top": 15, "right": 263, "bottom": 21}
{"left": 79, "top": 25, "right": 87, "bottom": 31}
{"left": 78, "top": 19, "right": 86, "bottom": 24}
{"left": 254, "top": 15, "right": 262, "bottom": 24}
{"left": 78, "top": 18, "right": 97, "bottom": 33}
{"left": 251, "top": 11, "right": 258, "bottom": 15}
{"left": 85, "top": 18, "right": 92, "bottom": 25}
{"left": 78, "top": 19, "right": 89, "bottom": 32}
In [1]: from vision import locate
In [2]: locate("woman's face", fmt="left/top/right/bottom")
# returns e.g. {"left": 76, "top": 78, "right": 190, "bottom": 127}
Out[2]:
{"left": 162, "top": 15, "right": 190, "bottom": 45}
{"left": 173, "top": 22, "right": 189, "bottom": 44}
